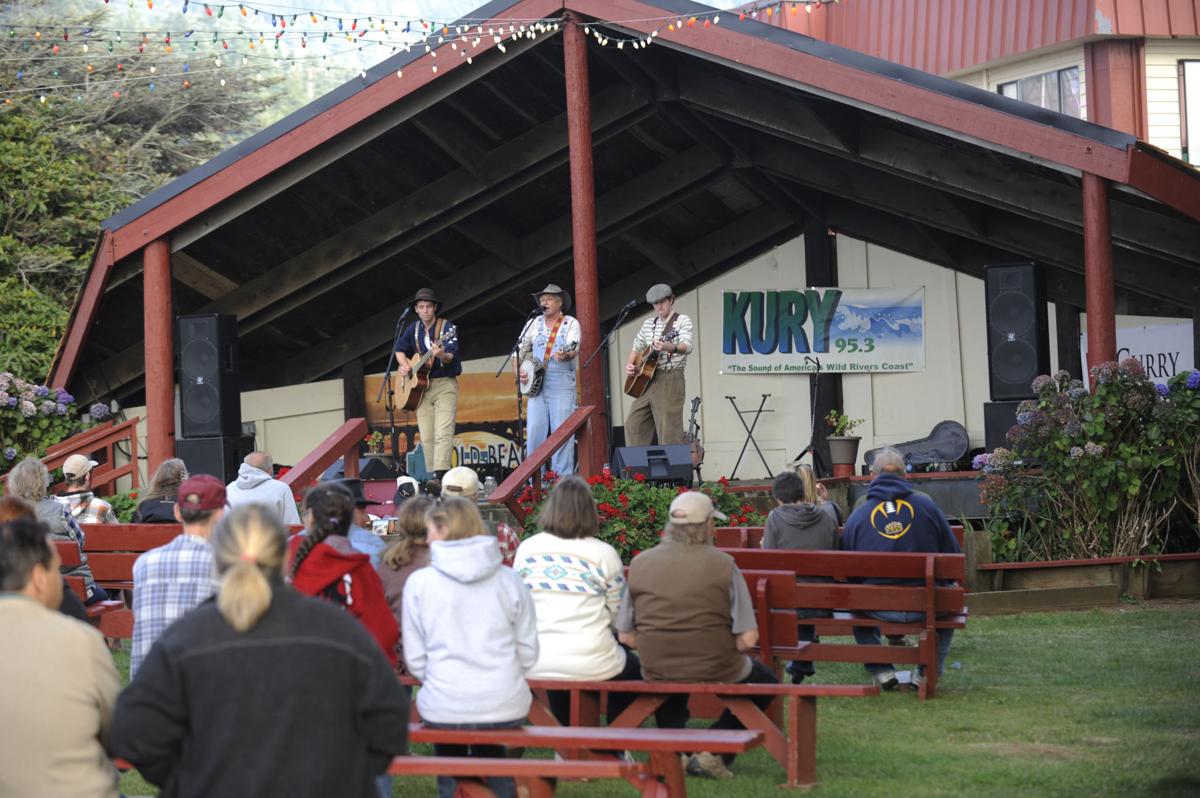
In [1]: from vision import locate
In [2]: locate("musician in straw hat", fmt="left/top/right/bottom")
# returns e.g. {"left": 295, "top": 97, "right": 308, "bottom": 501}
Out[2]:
{"left": 396, "top": 287, "right": 460, "bottom": 481}
{"left": 514, "top": 284, "right": 580, "bottom": 476}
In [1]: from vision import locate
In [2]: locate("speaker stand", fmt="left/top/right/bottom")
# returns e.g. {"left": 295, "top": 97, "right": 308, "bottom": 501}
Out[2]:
{"left": 725, "top": 394, "right": 773, "bottom": 480}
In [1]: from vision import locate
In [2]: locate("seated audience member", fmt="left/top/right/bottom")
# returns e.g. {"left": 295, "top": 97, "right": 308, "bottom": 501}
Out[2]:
{"left": 618, "top": 491, "right": 777, "bottom": 779}
{"left": 515, "top": 475, "right": 640, "bottom": 724}
{"left": 0, "top": 495, "right": 89, "bottom": 621}
{"left": 225, "top": 451, "right": 302, "bottom": 525}
{"left": 762, "top": 466, "right": 839, "bottom": 684}
{"left": 290, "top": 483, "right": 398, "bottom": 666}
{"left": 110, "top": 505, "right": 409, "bottom": 797}
{"left": 129, "top": 475, "right": 226, "bottom": 679}
{"left": 325, "top": 477, "right": 386, "bottom": 567}
{"left": 441, "top": 466, "right": 520, "bottom": 566}
{"left": 842, "top": 446, "right": 961, "bottom": 689}
{"left": 0, "top": 518, "right": 121, "bottom": 798}
{"left": 403, "top": 497, "right": 539, "bottom": 798}
{"left": 55, "top": 454, "right": 119, "bottom": 524}
{"left": 7, "top": 456, "right": 107, "bottom": 604}
{"left": 378, "top": 495, "right": 434, "bottom": 672}
{"left": 131, "top": 458, "right": 188, "bottom": 523}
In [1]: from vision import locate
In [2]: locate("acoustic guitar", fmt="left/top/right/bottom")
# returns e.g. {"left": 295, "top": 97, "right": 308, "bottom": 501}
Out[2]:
{"left": 623, "top": 329, "right": 680, "bottom": 398}
{"left": 393, "top": 325, "right": 458, "bottom": 411}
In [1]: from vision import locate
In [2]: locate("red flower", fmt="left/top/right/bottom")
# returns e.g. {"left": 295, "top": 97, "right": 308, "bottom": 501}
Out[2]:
{"left": 617, "top": 533, "right": 627, "bottom": 544}
{"left": 741, "top": 503, "right": 753, "bottom": 513}
{"left": 632, "top": 549, "right": 641, "bottom": 556}
{"left": 545, "top": 470, "right": 558, "bottom": 481}
{"left": 129, "top": 491, "right": 139, "bottom": 499}
{"left": 618, "top": 493, "right": 629, "bottom": 506}
{"left": 633, "top": 473, "right": 647, "bottom": 483}
{"left": 718, "top": 476, "right": 731, "bottom": 487}
{"left": 676, "top": 485, "right": 689, "bottom": 495}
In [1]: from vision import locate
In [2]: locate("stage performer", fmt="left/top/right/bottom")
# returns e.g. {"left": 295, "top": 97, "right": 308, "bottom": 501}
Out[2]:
{"left": 396, "top": 288, "right": 460, "bottom": 481}
{"left": 516, "top": 284, "right": 580, "bottom": 476}
{"left": 624, "top": 284, "right": 693, "bottom": 446}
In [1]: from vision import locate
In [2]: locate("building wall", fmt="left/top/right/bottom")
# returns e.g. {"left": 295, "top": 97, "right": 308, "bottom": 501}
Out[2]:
{"left": 949, "top": 44, "right": 1089, "bottom": 118}
{"left": 1144, "top": 38, "right": 1200, "bottom": 158}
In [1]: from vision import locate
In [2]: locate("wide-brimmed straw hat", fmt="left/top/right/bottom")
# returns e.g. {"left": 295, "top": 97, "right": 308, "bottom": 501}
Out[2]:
{"left": 532, "top": 283, "right": 572, "bottom": 313}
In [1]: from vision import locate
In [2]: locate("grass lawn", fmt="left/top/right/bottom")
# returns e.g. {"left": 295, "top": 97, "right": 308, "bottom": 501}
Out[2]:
{"left": 115, "top": 601, "right": 1200, "bottom": 797}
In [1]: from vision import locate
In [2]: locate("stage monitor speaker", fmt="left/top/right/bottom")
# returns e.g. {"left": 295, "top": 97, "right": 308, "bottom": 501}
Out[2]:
{"left": 611, "top": 445, "right": 693, "bottom": 486}
{"left": 984, "top": 401, "right": 1022, "bottom": 452}
{"left": 178, "top": 313, "right": 242, "bottom": 438}
{"left": 984, "top": 262, "right": 1050, "bottom": 401}
{"left": 176, "top": 435, "right": 254, "bottom": 485}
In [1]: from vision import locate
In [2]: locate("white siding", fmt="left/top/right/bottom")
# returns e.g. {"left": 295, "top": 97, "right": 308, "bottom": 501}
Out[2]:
{"left": 1144, "top": 38, "right": 1200, "bottom": 160}
{"left": 949, "top": 45, "right": 1088, "bottom": 119}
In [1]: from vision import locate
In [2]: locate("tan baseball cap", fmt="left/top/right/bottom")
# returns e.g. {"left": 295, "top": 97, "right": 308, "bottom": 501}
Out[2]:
{"left": 63, "top": 454, "right": 99, "bottom": 479}
{"left": 669, "top": 491, "right": 727, "bottom": 524}
{"left": 441, "top": 466, "right": 481, "bottom": 497}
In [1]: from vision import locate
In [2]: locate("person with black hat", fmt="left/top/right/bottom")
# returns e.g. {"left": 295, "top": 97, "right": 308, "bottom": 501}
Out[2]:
{"left": 396, "top": 287, "right": 461, "bottom": 480}
{"left": 515, "top": 283, "right": 581, "bottom": 476}
{"left": 326, "top": 477, "right": 386, "bottom": 568}
{"left": 624, "top": 283, "right": 693, "bottom": 446}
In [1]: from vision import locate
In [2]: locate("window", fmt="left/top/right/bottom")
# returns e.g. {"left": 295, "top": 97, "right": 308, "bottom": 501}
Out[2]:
{"left": 997, "top": 67, "right": 1082, "bottom": 118}
{"left": 1181, "top": 61, "right": 1200, "bottom": 164}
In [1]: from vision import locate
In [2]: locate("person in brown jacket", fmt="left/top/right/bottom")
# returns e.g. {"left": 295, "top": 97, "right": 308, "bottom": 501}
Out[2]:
{"left": 617, "top": 491, "right": 778, "bottom": 779}
{"left": 377, "top": 495, "right": 434, "bottom": 671}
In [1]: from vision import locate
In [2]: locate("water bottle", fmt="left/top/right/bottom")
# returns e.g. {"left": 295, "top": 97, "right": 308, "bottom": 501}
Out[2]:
{"left": 482, "top": 475, "right": 498, "bottom": 499}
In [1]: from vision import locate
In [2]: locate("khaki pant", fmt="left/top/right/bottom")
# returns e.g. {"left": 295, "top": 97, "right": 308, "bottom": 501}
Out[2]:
{"left": 625, "top": 368, "right": 686, "bottom": 446}
{"left": 416, "top": 376, "right": 458, "bottom": 472}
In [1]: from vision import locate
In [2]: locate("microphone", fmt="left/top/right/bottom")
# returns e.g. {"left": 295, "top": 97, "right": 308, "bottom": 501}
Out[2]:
{"left": 620, "top": 298, "right": 639, "bottom": 312}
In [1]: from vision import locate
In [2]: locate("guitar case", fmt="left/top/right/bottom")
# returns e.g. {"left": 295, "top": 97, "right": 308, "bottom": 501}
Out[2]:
{"left": 862, "top": 420, "right": 969, "bottom": 470}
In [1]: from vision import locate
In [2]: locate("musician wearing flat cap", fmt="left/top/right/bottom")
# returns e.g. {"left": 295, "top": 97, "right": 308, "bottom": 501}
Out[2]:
{"left": 515, "top": 283, "right": 581, "bottom": 475}
{"left": 396, "top": 287, "right": 460, "bottom": 480}
{"left": 624, "top": 284, "right": 693, "bottom": 446}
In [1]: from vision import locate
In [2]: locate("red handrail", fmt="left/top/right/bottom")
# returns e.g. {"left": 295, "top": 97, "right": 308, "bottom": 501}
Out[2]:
{"left": 0, "top": 416, "right": 141, "bottom": 496}
{"left": 279, "top": 417, "right": 368, "bottom": 492}
{"left": 491, "top": 405, "right": 596, "bottom": 524}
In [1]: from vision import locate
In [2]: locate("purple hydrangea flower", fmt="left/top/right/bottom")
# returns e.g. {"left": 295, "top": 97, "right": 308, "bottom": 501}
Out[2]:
{"left": 1154, "top": 383, "right": 1169, "bottom": 397}
{"left": 1069, "top": 446, "right": 1084, "bottom": 459}
{"left": 3, "top": 447, "right": 16, "bottom": 461}
{"left": 56, "top": 403, "right": 68, "bottom": 415}
{"left": 1068, "top": 386, "right": 1089, "bottom": 401}
{"left": 0, "top": 391, "right": 8, "bottom": 406}
{"left": 1118, "top": 357, "right": 1145, "bottom": 377}
{"left": 19, "top": 400, "right": 36, "bottom": 418}
{"left": 1065, "top": 421, "right": 1083, "bottom": 437}
{"left": 1187, "top": 371, "right": 1200, "bottom": 390}
{"left": 1016, "top": 412, "right": 1033, "bottom": 425}
{"left": 1091, "top": 362, "right": 1116, "bottom": 385}
{"left": 972, "top": 453, "right": 990, "bottom": 470}
{"left": 1085, "top": 442, "right": 1104, "bottom": 456}
{"left": 33, "top": 385, "right": 49, "bottom": 398}
{"left": 55, "top": 389, "right": 74, "bottom": 404}
{"left": 1031, "top": 375, "right": 1053, "bottom": 393}
{"left": 6, "top": 397, "right": 16, "bottom": 407}
{"left": 38, "top": 400, "right": 56, "bottom": 416}
{"left": 89, "top": 403, "right": 110, "bottom": 420}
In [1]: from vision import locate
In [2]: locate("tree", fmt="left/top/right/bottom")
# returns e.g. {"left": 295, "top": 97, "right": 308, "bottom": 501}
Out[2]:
{"left": 0, "top": 0, "right": 281, "bottom": 378}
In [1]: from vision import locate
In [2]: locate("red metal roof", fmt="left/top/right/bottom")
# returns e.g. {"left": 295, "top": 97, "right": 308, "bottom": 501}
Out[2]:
{"left": 779, "top": 0, "right": 1200, "bottom": 75}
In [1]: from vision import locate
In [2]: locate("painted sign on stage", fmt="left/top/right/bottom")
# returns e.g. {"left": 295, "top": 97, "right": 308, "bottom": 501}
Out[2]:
{"left": 1080, "top": 320, "right": 1195, "bottom": 388}
{"left": 720, "top": 287, "right": 925, "bottom": 374}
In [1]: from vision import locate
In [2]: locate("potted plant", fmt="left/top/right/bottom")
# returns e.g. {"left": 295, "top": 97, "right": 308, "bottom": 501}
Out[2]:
{"left": 825, "top": 409, "right": 865, "bottom": 477}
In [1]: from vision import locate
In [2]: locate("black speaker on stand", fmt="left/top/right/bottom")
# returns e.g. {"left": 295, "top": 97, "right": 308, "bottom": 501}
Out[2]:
{"left": 177, "top": 314, "right": 245, "bottom": 483}
{"left": 611, "top": 445, "right": 693, "bottom": 486}
{"left": 984, "top": 262, "right": 1051, "bottom": 401}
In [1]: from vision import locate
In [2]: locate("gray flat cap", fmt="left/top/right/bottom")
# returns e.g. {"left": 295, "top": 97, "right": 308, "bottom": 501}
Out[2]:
{"left": 646, "top": 284, "right": 674, "bottom": 303}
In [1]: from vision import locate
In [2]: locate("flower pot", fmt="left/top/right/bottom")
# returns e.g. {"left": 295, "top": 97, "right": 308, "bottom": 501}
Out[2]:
{"left": 827, "top": 435, "right": 861, "bottom": 478}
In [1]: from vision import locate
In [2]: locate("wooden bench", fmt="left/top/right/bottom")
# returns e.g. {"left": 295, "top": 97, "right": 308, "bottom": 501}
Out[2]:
{"left": 715, "top": 524, "right": 965, "bottom": 549}
{"left": 79, "top": 524, "right": 180, "bottom": 592}
{"left": 403, "top": 724, "right": 763, "bottom": 797}
{"left": 54, "top": 540, "right": 128, "bottom": 635}
{"left": 525, "top": 678, "right": 876, "bottom": 789}
{"left": 730, "top": 550, "right": 967, "bottom": 699}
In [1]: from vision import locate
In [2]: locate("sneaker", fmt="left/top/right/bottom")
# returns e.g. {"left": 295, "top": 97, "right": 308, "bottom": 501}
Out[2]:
{"left": 791, "top": 671, "right": 807, "bottom": 685}
{"left": 686, "top": 752, "right": 734, "bottom": 779}
{"left": 873, "top": 669, "right": 899, "bottom": 690}
{"left": 912, "top": 670, "right": 926, "bottom": 689}
{"left": 887, "top": 636, "right": 913, "bottom": 646}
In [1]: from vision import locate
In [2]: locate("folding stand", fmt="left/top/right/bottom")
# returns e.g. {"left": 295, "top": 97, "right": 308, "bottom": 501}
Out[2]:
{"left": 726, "top": 394, "right": 773, "bottom": 479}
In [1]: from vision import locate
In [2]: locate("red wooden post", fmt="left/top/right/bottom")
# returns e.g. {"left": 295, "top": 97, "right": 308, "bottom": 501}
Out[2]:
{"left": 563, "top": 12, "right": 608, "bottom": 478}
{"left": 143, "top": 238, "right": 175, "bottom": 472}
{"left": 1082, "top": 172, "right": 1117, "bottom": 374}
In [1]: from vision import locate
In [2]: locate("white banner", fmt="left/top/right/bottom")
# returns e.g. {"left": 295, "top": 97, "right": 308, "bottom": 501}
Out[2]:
{"left": 1080, "top": 320, "right": 1194, "bottom": 387}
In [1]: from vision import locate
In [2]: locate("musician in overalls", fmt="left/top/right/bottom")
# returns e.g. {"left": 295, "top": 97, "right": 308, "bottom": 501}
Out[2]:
{"left": 624, "top": 284, "right": 693, "bottom": 446}
{"left": 396, "top": 287, "right": 460, "bottom": 480}
{"left": 516, "top": 284, "right": 580, "bottom": 476}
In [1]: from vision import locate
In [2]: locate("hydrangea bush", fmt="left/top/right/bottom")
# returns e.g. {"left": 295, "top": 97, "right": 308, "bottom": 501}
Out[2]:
{"left": 517, "top": 472, "right": 766, "bottom": 562}
{"left": 975, "top": 361, "right": 1199, "bottom": 561}
{"left": 0, "top": 372, "right": 109, "bottom": 468}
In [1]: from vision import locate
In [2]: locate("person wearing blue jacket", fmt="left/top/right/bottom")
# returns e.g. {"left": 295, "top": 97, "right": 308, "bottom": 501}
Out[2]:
{"left": 840, "top": 447, "right": 960, "bottom": 690}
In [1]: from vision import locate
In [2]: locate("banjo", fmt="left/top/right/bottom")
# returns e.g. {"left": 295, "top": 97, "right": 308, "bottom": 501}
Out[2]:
{"left": 519, "top": 341, "right": 578, "bottom": 397}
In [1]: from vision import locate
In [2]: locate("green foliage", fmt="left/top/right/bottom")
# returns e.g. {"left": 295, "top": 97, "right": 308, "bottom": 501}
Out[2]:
{"left": 0, "top": 277, "right": 71, "bottom": 377}
{"left": 824, "top": 409, "right": 864, "bottom": 437}
{"left": 518, "top": 473, "right": 766, "bottom": 562}
{"left": 107, "top": 490, "right": 140, "bottom": 523}
{"left": 977, "top": 363, "right": 1200, "bottom": 561}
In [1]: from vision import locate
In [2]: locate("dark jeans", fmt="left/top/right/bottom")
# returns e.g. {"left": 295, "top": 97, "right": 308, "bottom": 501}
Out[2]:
{"left": 546, "top": 649, "right": 643, "bottom": 726}
{"left": 653, "top": 658, "right": 779, "bottom": 763}
{"left": 427, "top": 718, "right": 525, "bottom": 798}
{"left": 785, "top": 608, "right": 831, "bottom": 680}
{"left": 852, "top": 611, "right": 955, "bottom": 676}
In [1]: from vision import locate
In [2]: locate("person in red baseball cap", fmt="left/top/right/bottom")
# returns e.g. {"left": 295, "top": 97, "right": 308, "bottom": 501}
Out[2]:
{"left": 129, "top": 474, "right": 227, "bottom": 679}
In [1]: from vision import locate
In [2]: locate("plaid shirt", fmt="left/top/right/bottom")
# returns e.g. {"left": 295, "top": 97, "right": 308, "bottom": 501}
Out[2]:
{"left": 130, "top": 534, "right": 220, "bottom": 679}
{"left": 55, "top": 492, "right": 119, "bottom": 524}
{"left": 496, "top": 522, "right": 520, "bottom": 567}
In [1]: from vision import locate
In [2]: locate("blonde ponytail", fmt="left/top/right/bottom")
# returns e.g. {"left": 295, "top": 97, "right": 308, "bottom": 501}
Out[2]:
{"left": 211, "top": 505, "right": 287, "bottom": 632}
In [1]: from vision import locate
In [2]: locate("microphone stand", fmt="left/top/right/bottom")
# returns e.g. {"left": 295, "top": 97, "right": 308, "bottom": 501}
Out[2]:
{"left": 792, "top": 355, "right": 830, "bottom": 476}
{"left": 497, "top": 308, "right": 542, "bottom": 456}
{"left": 581, "top": 303, "right": 636, "bottom": 371}
{"left": 378, "top": 306, "right": 412, "bottom": 475}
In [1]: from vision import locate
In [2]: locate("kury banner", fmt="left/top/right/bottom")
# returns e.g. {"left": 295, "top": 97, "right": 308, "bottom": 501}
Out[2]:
{"left": 720, "top": 287, "right": 926, "bottom": 374}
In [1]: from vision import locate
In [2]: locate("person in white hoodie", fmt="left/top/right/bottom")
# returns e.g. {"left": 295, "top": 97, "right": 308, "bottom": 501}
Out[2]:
{"left": 402, "top": 497, "right": 538, "bottom": 798}
{"left": 225, "top": 452, "right": 301, "bottom": 525}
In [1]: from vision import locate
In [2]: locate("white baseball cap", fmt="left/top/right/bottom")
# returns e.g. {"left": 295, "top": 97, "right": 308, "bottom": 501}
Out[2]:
{"left": 669, "top": 491, "right": 727, "bottom": 524}
{"left": 63, "top": 454, "right": 99, "bottom": 479}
